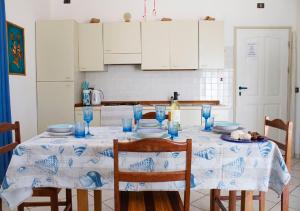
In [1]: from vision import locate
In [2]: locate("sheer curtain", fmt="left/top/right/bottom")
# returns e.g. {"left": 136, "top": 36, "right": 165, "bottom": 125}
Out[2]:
{"left": 0, "top": 0, "right": 12, "bottom": 184}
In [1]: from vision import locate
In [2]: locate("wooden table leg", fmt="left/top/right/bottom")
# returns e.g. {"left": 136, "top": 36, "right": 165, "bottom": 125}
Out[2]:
{"left": 77, "top": 189, "right": 89, "bottom": 211}
{"left": 241, "top": 191, "right": 253, "bottom": 211}
{"left": 94, "top": 190, "right": 102, "bottom": 211}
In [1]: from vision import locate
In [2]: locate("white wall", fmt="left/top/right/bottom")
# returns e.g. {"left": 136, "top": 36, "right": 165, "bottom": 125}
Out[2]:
{"left": 5, "top": 0, "right": 51, "bottom": 140}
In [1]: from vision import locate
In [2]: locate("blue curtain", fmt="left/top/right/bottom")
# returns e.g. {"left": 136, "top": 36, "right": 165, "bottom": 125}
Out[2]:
{"left": 0, "top": 0, "right": 12, "bottom": 184}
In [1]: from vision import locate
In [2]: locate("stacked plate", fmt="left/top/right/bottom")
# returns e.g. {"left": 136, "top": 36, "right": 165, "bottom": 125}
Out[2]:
{"left": 47, "top": 124, "right": 74, "bottom": 136}
{"left": 139, "top": 119, "right": 160, "bottom": 128}
{"left": 212, "top": 121, "right": 242, "bottom": 134}
{"left": 132, "top": 128, "right": 168, "bottom": 139}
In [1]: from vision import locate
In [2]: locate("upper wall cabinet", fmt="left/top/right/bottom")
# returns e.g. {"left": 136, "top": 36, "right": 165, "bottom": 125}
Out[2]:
{"left": 36, "top": 20, "right": 78, "bottom": 81}
{"left": 199, "top": 21, "right": 224, "bottom": 69}
{"left": 170, "top": 21, "right": 198, "bottom": 69}
{"left": 103, "top": 22, "right": 141, "bottom": 64}
{"left": 141, "top": 21, "right": 198, "bottom": 70}
{"left": 78, "top": 23, "right": 104, "bottom": 71}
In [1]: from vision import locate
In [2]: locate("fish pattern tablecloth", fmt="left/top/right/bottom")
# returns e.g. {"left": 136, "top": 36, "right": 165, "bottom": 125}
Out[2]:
{"left": 0, "top": 126, "right": 290, "bottom": 209}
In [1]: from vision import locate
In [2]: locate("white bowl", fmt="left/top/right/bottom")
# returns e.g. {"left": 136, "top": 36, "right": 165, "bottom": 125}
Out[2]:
{"left": 47, "top": 124, "right": 74, "bottom": 133}
{"left": 136, "top": 128, "right": 167, "bottom": 138}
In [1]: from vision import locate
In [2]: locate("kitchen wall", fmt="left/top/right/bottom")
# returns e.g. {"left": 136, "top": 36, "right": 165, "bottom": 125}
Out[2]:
{"left": 5, "top": 0, "right": 51, "bottom": 140}
{"left": 48, "top": 0, "right": 298, "bottom": 102}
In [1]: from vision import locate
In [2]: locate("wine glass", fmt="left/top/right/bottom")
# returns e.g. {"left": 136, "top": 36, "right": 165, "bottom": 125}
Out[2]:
{"left": 122, "top": 118, "right": 133, "bottom": 139}
{"left": 155, "top": 105, "right": 166, "bottom": 128}
{"left": 133, "top": 105, "right": 143, "bottom": 130}
{"left": 83, "top": 106, "right": 93, "bottom": 136}
{"left": 202, "top": 105, "right": 212, "bottom": 131}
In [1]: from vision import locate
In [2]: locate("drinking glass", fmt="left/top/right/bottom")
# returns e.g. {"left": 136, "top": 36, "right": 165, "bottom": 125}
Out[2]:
{"left": 133, "top": 105, "right": 143, "bottom": 130}
{"left": 122, "top": 118, "right": 133, "bottom": 132}
{"left": 83, "top": 106, "right": 93, "bottom": 136}
{"left": 202, "top": 105, "right": 212, "bottom": 131}
{"left": 155, "top": 105, "right": 166, "bottom": 128}
{"left": 205, "top": 117, "right": 214, "bottom": 131}
{"left": 168, "top": 121, "right": 179, "bottom": 140}
{"left": 75, "top": 122, "right": 85, "bottom": 138}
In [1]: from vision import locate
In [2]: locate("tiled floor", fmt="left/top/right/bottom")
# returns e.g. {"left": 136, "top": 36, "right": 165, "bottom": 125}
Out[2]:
{"left": 3, "top": 158, "right": 300, "bottom": 211}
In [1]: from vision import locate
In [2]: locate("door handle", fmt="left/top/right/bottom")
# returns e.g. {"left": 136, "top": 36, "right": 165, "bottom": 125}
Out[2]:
{"left": 239, "top": 86, "right": 248, "bottom": 90}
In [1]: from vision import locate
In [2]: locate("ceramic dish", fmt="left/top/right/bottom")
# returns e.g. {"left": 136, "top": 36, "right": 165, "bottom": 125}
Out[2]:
{"left": 212, "top": 127, "right": 244, "bottom": 134}
{"left": 46, "top": 131, "right": 73, "bottom": 137}
{"left": 47, "top": 124, "right": 74, "bottom": 133}
{"left": 214, "top": 121, "right": 240, "bottom": 131}
{"left": 139, "top": 119, "right": 159, "bottom": 128}
{"left": 220, "top": 134, "right": 268, "bottom": 143}
{"left": 132, "top": 133, "right": 169, "bottom": 139}
{"left": 136, "top": 128, "right": 167, "bottom": 138}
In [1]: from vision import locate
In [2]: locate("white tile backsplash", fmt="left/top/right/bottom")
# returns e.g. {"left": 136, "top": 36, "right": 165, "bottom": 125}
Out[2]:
{"left": 85, "top": 65, "right": 234, "bottom": 106}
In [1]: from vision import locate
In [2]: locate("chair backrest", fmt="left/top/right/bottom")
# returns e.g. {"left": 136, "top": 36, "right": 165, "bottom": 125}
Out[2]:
{"left": 142, "top": 112, "right": 169, "bottom": 120}
{"left": 0, "top": 121, "right": 21, "bottom": 154}
{"left": 114, "top": 138, "right": 192, "bottom": 211}
{"left": 264, "top": 117, "right": 293, "bottom": 170}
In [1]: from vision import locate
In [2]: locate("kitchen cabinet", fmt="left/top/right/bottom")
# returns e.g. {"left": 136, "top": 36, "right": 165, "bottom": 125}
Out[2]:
{"left": 199, "top": 21, "right": 224, "bottom": 69}
{"left": 36, "top": 20, "right": 78, "bottom": 81}
{"left": 78, "top": 23, "right": 104, "bottom": 71}
{"left": 142, "top": 22, "right": 170, "bottom": 70}
{"left": 170, "top": 21, "right": 198, "bottom": 69}
{"left": 37, "top": 82, "right": 75, "bottom": 133}
{"left": 75, "top": 107, "right": 101, "bottom": 127}
{"left": 103, "top": 22, "right": 141, "bottom": 64}
{"left": 142, "top": 21, "right": 198, "bottom": 70}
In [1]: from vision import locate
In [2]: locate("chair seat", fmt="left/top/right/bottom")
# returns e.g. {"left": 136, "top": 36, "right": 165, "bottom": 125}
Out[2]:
{"left": 120, "top": 191, "right": 183, "bottom": 211}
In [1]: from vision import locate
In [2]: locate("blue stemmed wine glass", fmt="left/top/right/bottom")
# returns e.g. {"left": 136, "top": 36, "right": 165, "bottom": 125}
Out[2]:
{"left": 83, "top": 106, "right": 93, "bottom": 136}
{"left": 155, "top": 105, "right": 166, "bottom": 128}
{"left": 202, "top": 104, "right": 212, "bottom": 131}
{"left": 133, "top": 105, "right": 143, "bottom": 130}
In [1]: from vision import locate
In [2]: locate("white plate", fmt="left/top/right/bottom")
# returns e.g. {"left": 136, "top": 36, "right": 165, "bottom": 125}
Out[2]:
{"left": 212, "top": 127, "right": 244, "bottom": 134}
{"left": 46, "top": 131, "right": 73, "bottom": 137}
{"left": 47, "top": 124, "right": 74, "bottom": 133}
{"left": 214, "top": 121, "right": 240, "bottom": 131}
{"left": 132, "top": 133, "right": 169, "bottom": 139}
{"left": 139, "top": 119, "right": 159, "bottom": 128}
{"left": 136, "top": 128, "right": 167, "bottom": 138}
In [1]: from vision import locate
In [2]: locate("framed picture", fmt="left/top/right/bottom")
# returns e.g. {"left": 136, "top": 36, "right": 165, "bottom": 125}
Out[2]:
{"left": 6, "top": 21, "right": 26, "bottom": 75}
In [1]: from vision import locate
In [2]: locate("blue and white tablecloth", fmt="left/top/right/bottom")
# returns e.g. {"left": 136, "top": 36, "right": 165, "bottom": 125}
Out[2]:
{"left": 0, "top": 126, "right": 290, "bottom": 209}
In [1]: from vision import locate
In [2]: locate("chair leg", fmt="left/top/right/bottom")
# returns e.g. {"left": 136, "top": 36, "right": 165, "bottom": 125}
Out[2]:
{"left": 228, "top": 191, "right": 237, "bottom": 211}
{"left": 66, "top": 189, "right": 72, "bottom": 211}
{"left": 0, "top": 198, "right": 2, "bottom": 211}
{"left": 281, "top": 186, "right": 289, "bottom": 211}
{"left": 50, "top": 192, "right": 59, "bottom": 211}
{"left": 210, "top": 189, "right": 220, "bottom": 211}
{"left": 259, "top": 191, "right": 266, "bottom": 211}
{"left": 17, "top": 204, "right": 24, "bottom": 211}
{"left": 94, "top": 190, "right": 102, "bottom": 211}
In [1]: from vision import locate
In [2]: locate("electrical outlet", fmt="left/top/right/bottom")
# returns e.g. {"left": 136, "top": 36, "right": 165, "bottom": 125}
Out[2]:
{"left": 296, "top": 87, "right": 299, "bottom": 94}
{"left": 257, "top": 3, "right": 265, "bottom": 8}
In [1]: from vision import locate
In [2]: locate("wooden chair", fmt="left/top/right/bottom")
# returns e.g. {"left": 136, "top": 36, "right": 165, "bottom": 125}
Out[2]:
{"left": 142, "top": 112, "right": 169, "bottom": 120}
{"left": 114, "top": 138, "right": 192, "bottom": 211}
{"left": 0, "top": 121, "right": 72, "bottom": 211}
{"left": 210, "top": 117, "right": 293, "bottom": 211}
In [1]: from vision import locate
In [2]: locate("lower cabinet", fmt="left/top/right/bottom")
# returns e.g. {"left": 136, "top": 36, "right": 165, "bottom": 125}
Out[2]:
{"left": 74, "top": 107, "right": 101, "bottom": 127}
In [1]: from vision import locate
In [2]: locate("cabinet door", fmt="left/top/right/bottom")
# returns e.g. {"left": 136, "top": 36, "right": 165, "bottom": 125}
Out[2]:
{"left": 37, "top": 82, "right": 74, "bottom": 133}
{"left": 79, "top": 24, "right": 104, "bottom": 71}
{"left": 36, "top": 20, "right": 76, "bottom": 81}
{"left": 142, "top": 22, "right": 170, "bottom": 70}
{"left": 170, "top": 21, "right": 198, "bottom": 69}
{"left": 199, "top": 21, "right": 224, "bottom": 69}
{"left": 103, "top": 22, "right": 141, "bottom": 54}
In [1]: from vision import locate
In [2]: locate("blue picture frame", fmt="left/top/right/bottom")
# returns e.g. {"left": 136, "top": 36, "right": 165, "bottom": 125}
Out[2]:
{"left": 6, "top": 21, "right": 26, "bottom": 75}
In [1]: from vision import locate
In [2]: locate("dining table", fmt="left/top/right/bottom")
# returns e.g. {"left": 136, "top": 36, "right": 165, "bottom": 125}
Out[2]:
{"left": 0, "top": 126, "right": 290, "bottom": 211}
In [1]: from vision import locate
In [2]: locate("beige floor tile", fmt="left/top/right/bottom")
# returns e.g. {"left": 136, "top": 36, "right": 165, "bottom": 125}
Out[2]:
{"left": 288, "top": 195, "right": 300, "bottom": 210}
{"left": 291, "top": 185, "right": 300, "bottom": 197}
{"left": 236, "top": 199, "right": 275, "bottom": 211}
{"left": 266, "top": 190, "right": 281, "bottom": 203}
{"left": 290, "top": 176, "right": 300, "bottom": 191}
{"left": 103, "top": 197, "right": 114, "bottom": 210}
{"left": 270, "top": 202, "right": 300, "bottom": 211}
{"left": 192, "top": 195, "right": 216, "bottom": 211}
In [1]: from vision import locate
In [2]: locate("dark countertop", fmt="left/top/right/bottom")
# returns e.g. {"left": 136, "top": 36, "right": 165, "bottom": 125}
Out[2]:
{"left": 75, "top": 100, "right": 220, "bottom": 107}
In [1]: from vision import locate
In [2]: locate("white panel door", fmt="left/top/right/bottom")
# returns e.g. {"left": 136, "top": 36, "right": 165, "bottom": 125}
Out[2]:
{"left": 37, "top": 82, "right": 74, "bottom": 133}
{"left": 170, "top": 21, "right": 198, "bottom": 69}
{"left": 142, "top": 22, "right": 170, "bottom": 70}
{"left": 199, "top": 21, "right": 224, "bottom": 69}
{"left": 78, "top": 24, "right": 104, "bottom": 71}
{"left": 235, "top": 28, "right": 290, "bottom": 133}
{"left": 103, "top": 22, "right": 141, "bottom": 54}
{"left": 36, "top": 20, "right": 76, "bottom": 81}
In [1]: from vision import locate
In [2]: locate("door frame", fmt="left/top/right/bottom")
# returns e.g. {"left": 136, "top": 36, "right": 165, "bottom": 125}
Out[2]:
{"left": 233, "top": 26, "right": 294, "bottom": 125}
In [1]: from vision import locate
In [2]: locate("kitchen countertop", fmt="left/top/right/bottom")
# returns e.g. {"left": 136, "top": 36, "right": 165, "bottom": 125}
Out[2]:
{"left": 75, "top": 100, "right": 220, "bottom": 107}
